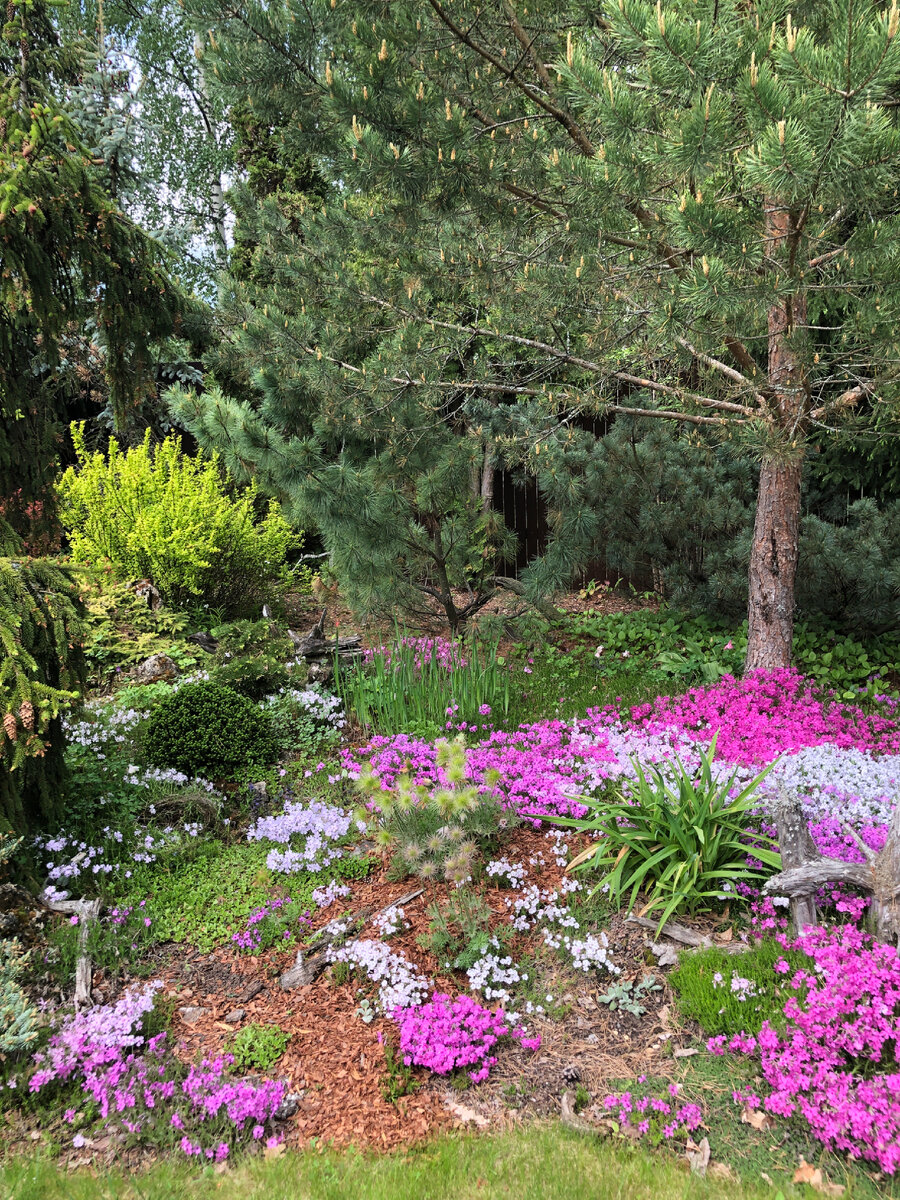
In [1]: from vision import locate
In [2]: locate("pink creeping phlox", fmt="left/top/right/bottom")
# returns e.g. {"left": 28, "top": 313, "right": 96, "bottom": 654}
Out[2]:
{"left": 602, "top": 1083, "right": 703, "bottom": 1141}
{"left": 27, "top": 984, "right": 285, "bottom": 1158}
{"left": 710, "top": 924, "right": 900, "bottom": 1174}
{"left": 392, "top": 992, "right": 540, "bottom": 1083}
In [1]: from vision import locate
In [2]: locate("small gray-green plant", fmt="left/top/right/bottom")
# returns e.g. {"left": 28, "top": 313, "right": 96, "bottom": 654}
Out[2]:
{"left": 226, "top": 1023, "right": 290, "bottom": 1073}
{"left": 356, "top": 996, "right": 375, "bottom": 1024}
{"left": 418, "top": 885, "right": 499, "bottom": 970}
{"left": 355, "top": 736, "right": 513, "bottom": 884}
{"left": 573, "top": 1083, "right": 591, "bottom": 1114}
{"left": 597, "top": 975, "right": 662, "bottom": 1018}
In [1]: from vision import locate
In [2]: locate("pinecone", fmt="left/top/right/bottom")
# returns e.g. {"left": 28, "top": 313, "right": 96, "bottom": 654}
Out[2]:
{"left": 19, "top": 700, "right": 35, "bottom": 731}
{"left": 562, "top": 1063, "right": 582, "bottom": 1085}
{"left": 3, "top": 712, "right": 18, "bottom": 742}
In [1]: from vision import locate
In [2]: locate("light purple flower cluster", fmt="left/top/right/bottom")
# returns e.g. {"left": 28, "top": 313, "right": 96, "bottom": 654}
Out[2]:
{"left": 710, "top": 923, "right": 900, "bottom": 1174}
{"left": 393, "top": 992, "right": 540, "bottom": 1083}
{"left": 311, "top": 881, "right": 351, "bottom": 909}
{"left": 602, "top": 1082, "right": 703, "bottom": 1141}
{"left": 247, "top": 799, "right": 351, "bottom": 873}
{"left": 27, "top": 983, "right": 285, "bottom": 1159}
{"left": 326, "top": 939, "right": 431, "bottom": 1013}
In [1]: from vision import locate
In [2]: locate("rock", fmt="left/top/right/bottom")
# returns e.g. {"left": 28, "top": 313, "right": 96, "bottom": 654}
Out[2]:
{"left": 223, "top": 1008, "right": 245, "bottom": 1024}
{"left": 650, "top": 941, "right": 680, "bottom": 968}
{"left": 239, "top": 980, "right": 265, "bottom": 1003}
{"left": 562, "top": 1063, "right": 582, "bottom": 1085}
{"left": 178, "top": 1006, "right": 210, "bottom": 1024}
{"left": 134, "top": 653, "right": 180, "bottom": 684}
{"left": 274, "top": 1092, "right": 302, "bottom": 1120}
{"left": 186, "top": 631, "right": 218, "bottom": 654}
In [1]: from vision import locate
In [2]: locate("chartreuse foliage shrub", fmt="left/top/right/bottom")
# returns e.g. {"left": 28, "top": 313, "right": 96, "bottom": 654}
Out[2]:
{"left": 556, "top": 737, "right": 781, "bottom": 932}
{"left": 145, "top": 682, "right": 279, "bottom": 778}
{"left": 0, "top": 557, "right": 86, "bottom": 835}
{"left": 57, "top": 424, "right": 298, "bottom": 616}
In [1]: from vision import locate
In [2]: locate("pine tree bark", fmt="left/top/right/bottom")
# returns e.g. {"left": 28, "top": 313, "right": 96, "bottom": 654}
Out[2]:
{"left": 745, "top": 205, "right": 808, "bottom": 672}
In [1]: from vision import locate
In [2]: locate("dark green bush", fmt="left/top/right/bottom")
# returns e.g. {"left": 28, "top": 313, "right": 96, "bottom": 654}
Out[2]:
{"left": 145, "top": 682, "right": 279, "bottom": 778}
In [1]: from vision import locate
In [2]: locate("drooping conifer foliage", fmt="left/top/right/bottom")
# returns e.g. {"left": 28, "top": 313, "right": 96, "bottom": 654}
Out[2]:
{"left": 172, "top": 0, "right": 900, "bottom": 660}
{"left": 0, "top": 558, "right": 85, "bottom": 836}
{"left": 0, "top": 0, "right": 193, "bottom": 539}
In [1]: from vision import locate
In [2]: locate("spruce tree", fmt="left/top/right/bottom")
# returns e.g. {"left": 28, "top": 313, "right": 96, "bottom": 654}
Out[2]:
{"left": 176, "top": 0, "right": 900, "bottom": 665}
{"left": 0, "top": 1, "right": 195, "bottom": 538}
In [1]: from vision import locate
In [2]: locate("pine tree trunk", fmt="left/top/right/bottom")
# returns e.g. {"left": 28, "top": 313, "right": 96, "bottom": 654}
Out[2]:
{"left": 745, "top": 455, "right": 802, "bottom": 670}
{"left": 744, "top": 204, "right": 807, "bottom": 673}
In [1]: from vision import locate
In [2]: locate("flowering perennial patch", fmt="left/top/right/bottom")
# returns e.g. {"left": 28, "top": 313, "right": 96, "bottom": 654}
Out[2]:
{"left": 247, "top": 798, "right": 352, "bottom": 873}
{"left": 393, "top": 993, "right": 540, "bottom": 1084}
{"left": 710, "top": 924, "right": 900, "bottom": 1174}
{"left": 602, "top": 1082, "right": 703, "bottom": 1142}
{"left": 27, "top": 984, "right": 285, "bottom": 1159}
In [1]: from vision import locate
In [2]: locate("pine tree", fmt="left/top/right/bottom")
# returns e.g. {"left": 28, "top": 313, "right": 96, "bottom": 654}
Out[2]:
{"left": 0, "top": 1, "right": 196, "bottom": 538}
{"left": 176, "top": 0, "right": 900, "bottom": 664}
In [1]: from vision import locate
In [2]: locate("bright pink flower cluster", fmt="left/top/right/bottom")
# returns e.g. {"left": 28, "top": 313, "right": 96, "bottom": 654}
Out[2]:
{"left": 392, "top": 992, "right": 540, "bottom": 1083}
{"left": 629, "top": 669, "right": 900, "bottom": 765}
{"left": 343, "top": 671, "right": 900, "bottom": 826}
{"left": 602, "top": 1082, "right": 703, "bottom": 1141}
{"left": 710, "top": 924, "right": 900, "bottom": 1174}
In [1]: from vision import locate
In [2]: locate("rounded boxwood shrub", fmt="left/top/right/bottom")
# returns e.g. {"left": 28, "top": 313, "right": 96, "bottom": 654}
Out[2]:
{"left": 145, "top": 682, "right": 279, "bottom": 778}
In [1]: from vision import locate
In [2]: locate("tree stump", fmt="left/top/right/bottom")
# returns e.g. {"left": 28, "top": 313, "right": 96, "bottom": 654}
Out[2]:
{"left": 764, "top": 789, "right": 900, "bottom": 943}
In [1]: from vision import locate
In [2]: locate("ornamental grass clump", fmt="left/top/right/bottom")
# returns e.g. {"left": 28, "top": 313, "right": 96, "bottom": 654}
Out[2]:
{"left": 556, "top": 735, "right": 781, "bottom": 933}
{"left": 354, "top": 736, "right": 511, "bottom": 884}
{"left": 335, "top": 634, "right": 509, "bottom": 735}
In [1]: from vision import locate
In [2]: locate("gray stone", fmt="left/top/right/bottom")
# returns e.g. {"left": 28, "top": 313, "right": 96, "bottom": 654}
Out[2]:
{"left": 274, "top": 1092, "right": 303, "bottom": 1120}
{"left": 134, "top": 653, "right": 180, "bottom": 684}
{"left": 223, "top": 1008, "right": 245, "bottom": 1024}
{"left": 178, "top": 1005, "right": 210, "bottom": 1024}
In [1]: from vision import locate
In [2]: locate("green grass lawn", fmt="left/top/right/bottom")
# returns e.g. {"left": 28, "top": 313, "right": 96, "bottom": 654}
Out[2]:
{"left": 1, "top": 1126, "right": 801, "bottom": 1200}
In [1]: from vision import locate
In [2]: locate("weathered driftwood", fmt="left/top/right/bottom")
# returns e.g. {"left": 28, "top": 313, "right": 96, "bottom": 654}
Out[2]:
{"left": 288, "top": 609, "right": 363, "bottom": 662}
{"left": 764, "top": 788, "right": 900, "bottom": 942}
{"left": 42, "top": 894, "right": 102, "bottom": 1009}
{"left": 626, "top": 913, "right": 750, "bottom": 954}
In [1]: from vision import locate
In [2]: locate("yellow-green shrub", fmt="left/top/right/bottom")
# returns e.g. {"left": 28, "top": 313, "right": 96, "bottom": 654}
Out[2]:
{"left": 58, "top": 425, "right": 298, "bottom": 616}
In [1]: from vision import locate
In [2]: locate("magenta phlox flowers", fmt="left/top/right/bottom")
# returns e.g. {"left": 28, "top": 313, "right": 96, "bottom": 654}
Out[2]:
{"left": 27, "top": 983, "right": 285, "bottom": 1158}
{"left": 392, "top": 992, "right": 540, "bottom": 1083}
{"left": 711, "top": 924, "right": 900, "bottom": 1174}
